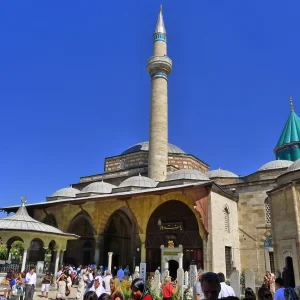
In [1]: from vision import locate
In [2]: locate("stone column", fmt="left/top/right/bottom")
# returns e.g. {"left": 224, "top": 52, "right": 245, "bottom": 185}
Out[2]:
{"left": 108, "top": 252, "right": 113, "bottom": 271}
{"left": 178, "top": 253, "right": 183, "bottom": 269}
{"left": 59, "top": 249, "right": 66, "bottom": 268}
{"left": 54, "top": 248, "right": 61, "bottom": 279}
{"left": 21, "top": 248, "right": 28, "bottom": 272}
{"left": 139, "top": 234, "right": 146, "bottom": 263}
{"left": 94, "top": 235, "right": 103, "bottom": 266}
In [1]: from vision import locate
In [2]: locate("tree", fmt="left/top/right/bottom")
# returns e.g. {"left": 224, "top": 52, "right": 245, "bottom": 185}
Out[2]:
{"left": 0, "top": 244, "right": 8, "bottom": 260}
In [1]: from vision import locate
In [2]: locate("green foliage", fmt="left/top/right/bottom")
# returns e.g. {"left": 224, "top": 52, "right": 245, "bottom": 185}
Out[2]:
{"left": 0, "top": 244, "right": 8, "bottom": 260}
{"left": 44, "top": 248, "right": 52, "bottom": 263}
{"left": 10, "top": 241, "right": 24, "bottom": 261}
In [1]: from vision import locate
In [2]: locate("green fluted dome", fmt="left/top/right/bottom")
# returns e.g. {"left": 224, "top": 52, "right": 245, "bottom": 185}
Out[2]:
{"left": 274, "top": 110, "right": 300, "bottom": 161}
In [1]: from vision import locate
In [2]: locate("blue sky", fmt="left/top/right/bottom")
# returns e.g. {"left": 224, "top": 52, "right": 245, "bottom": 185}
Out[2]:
{"left": 0, "top": 1, "right": 298, "bottom": 207}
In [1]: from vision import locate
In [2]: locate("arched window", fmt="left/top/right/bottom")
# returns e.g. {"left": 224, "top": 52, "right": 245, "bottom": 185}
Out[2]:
{"left": 224, "top": 206, "right": 230, "bottom": 233}
{"left": 265, "top": 198, "right": 271, "bottom": 224}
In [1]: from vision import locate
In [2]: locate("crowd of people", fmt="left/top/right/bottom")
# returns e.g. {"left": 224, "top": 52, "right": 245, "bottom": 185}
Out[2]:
{"left": 0, "top": 264, "right": 299, "bottom": 300}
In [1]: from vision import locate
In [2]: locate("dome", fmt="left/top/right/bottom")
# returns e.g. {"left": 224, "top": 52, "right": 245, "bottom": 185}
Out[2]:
{"left": 81, "top": 181, "right": 116, "bottom": 194}
{"left": 0, "top": 200, "right": 76, "bottom": 236}
{"left": 51, "top": 187, "right": 80, "bottom": 198}
{"left": 286, "top": 158, "right": 300, "bottom": 173}
{"left": 119, "top": 175, "right": 157, "bottom": 188}
{"left": 258, "top": 160, "right": 293, "bottom": 171}
{"left": 166, "top": 169, "right": 209, "bottom": 181}
{"left": 206, "top": 169, "right": 239, "bottom": 178}
{"left": 122, "top": 141, "right": 185, "bottom": 155}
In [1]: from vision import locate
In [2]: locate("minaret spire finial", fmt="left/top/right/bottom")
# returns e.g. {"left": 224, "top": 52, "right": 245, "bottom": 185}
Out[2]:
{"left": 21, "top": 196, "right": 27, "bottom": 207}
{"left": 154, "top": 5, "right": 166, "bottom": 34}
{"left": 290, "top": 96, "right": 294, "bottom": 112}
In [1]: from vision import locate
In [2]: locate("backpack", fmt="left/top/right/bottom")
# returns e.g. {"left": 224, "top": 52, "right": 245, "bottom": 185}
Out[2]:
{"left": 11, "top": 284, "right": 24, "bottom": 296}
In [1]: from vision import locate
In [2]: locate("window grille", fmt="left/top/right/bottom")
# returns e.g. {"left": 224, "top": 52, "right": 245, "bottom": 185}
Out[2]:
{"left": 224, "top": 207, "right": 230, "bottom": 232}
{"left": 225, "top": 246, "right": 232, "bottom": 278}
{"left": 265, "top": 199, "right": 271, "bottom": 224}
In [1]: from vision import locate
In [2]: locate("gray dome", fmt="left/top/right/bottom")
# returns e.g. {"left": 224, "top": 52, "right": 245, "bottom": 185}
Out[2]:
{"left": 258, "top": 160, "right": 293, "bottom": 171}
{"left": 0, "top": 202, "right": 73, "bottom": 236}
{"left": 119, "top": 175, "right": 157, "bottom": 188}
{"left": 51, "top": 187, "right": 80, "bottom": 198}
{"left": 206, "top": 169, "right": 239, "bottom": 178}
{"left": 81, "top": 181, "right": 116, "bottom": 194}
{"left": 166, "top": 169, "right": 209, "bottom": 181}
{"left": 122, "top": 141, "right": 185, "bottom": 155}
{"left": 286, "top": 158, "right": 300, "bottom": 173}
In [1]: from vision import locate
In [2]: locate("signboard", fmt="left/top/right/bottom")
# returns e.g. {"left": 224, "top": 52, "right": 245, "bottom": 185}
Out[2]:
{"left": 140, "top": 263, "right": 146, "bottom": 282}
{"left": 159, "top": 222, "right": 183, "bottom": 231}
{"left": 163, "top": 251, "right": 181, "bottom": 256}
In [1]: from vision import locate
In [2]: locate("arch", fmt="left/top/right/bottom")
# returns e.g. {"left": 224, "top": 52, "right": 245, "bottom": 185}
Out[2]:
{"left": 146, "top": 200, "right": 203, "bottom": 272}
{"left": 42, "top": 214, "right": 58, "bottom": 228}
{"left": 67, "top": 211, "right": 96, "bottom": 235}
{"left": 28, "top": 238, "right": 45, "bottom": 262}
{"left": 102, "top": 207, "right": 140, "bottom": 270}
{"left": 65, "top": 211, "right": 96, "bottom": 266}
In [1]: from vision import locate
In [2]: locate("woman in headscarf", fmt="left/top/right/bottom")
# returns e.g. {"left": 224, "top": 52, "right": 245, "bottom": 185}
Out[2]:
{"left": 131, "top": 278, "right": 152, "bottom": 300}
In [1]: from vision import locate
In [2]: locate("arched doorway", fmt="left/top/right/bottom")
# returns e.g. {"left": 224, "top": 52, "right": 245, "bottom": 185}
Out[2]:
{"left": 169, "top": 260, "right": 179, "bottom": 280}
{"left": 102, "top": 208, "right": 139, "bottom": 272}
{"left": 66, "top": 212, "right": 95, "bottom": 266}
{"left": 146, "top": 200, "right": 203, "bottom": 272}
{"left": 285, "top": 256, "right": 295, "bottom": 288}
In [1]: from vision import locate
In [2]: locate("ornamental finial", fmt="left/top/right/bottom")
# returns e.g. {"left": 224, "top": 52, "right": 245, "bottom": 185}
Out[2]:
{"left": 290, "top": 97, "right": 294, "bottom": 112}
{"left": 21, "top": 196, "right": 27, "bottom": 206}
{"left": 154, "top": 5, "right": 166, "bottom": 34}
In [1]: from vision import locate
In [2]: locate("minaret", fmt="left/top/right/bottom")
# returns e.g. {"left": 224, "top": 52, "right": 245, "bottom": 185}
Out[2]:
{"left": 147, "top": 5, "right": 172, "bottom": 181}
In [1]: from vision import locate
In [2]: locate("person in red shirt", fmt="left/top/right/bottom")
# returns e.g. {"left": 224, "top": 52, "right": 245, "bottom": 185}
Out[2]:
{"left": 131, "top": 278, "right": 152, "bottom": 300}
{"left": 161, "top": 276, "right": 178, "bottom": 300}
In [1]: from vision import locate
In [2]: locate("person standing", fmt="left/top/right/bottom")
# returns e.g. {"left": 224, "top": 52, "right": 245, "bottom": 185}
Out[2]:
{"left": 89, "top": 277, "right": 106, "bottom": 298}
{"left": 24, "top": 266, "right": 36, "bottom": 300}
{"left": 161, "top": 276, "right": 178, "bottom": 300}
{"left": 116, "top": 267, "right": 124, "bottom": 282}
{"left": 103, "top": 271, "right": 112, "bottom": 294}
{"left": 123, "top": 265, "right": 130, "bottom": 280}
{"left": 41, "top": 271, "right": 51, "bottom": 299}
{"left": 217, "top": 273, "right": 235, "bottom": 298}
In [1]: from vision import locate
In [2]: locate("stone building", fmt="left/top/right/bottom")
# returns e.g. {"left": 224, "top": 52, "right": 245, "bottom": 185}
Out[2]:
{"left": 2, "top": 6, "right": 300, "bottom": 285}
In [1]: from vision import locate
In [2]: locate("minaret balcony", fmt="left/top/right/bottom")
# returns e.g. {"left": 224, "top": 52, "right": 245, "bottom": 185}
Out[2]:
{"left": 147, "top": 56, "right": 172, "bottom": 76}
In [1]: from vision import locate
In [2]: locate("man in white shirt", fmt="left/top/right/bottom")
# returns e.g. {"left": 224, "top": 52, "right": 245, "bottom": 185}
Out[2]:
{"left": 103, "top": 271, "right": 113, "bottom": 294}
{"left": 25, "top": 266, "right": 37, "bottom": 300}
{"left": 217, "top": 273, "right": 235, "bottom": 299}
{"left": 274, "top": 278, "right": 285, "bottom": 300}
{"left": 89, "top": 277, "right": 106, "bottom": 297}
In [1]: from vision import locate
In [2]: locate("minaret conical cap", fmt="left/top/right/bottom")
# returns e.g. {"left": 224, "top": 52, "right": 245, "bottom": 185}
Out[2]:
{"left": 155, "top": 5, "right": 166, "bottom": 34}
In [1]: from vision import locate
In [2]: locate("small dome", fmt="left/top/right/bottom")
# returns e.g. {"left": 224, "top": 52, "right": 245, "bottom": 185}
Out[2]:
{"left": 166, "top": 169, "right": 209, "bottom": 181}
{"left": 119, "top": 175, "right": 157, "bottom": 188}
{"left": 258, "top": 160, "right": 293, "bottom": 171}
{"left": 51, "top": 187, "right": 80, "bottom": 198}
{"left": 81, "top": 181, "right": 116, "bottom": 194}
{"left": 206, "top": 169, "right": 239, "bottom": 178}
{"left": 286, "top": 158, "right": 300, "bottom": 173}
{"left": 122, "top": 141, "right": 185, "bottom": 155}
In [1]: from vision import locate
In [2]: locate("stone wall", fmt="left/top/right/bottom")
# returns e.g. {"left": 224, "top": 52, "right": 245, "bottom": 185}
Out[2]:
{"left": 269, "top": 183, "right": 300, "bottom": 285}
{"left": 168, "top": 154, "right": 209, "bottom": 173}
{"left": 237, "top": 182, "right": 276, "bottom": 282}
{"left": 207, "top": 192, "right": 240, "bottom": 275}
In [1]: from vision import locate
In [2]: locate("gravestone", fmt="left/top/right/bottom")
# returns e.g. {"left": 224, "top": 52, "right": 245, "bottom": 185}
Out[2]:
{"left": 229, "top": 270, "right": 240, "bottom": 298}
{"left": 244, "top": 269, "right": 255, "bottom": 291}
{"left": 184, "top": 271, "right": 189, "bottom": 286}
{"left": 133, "top": 266, "right": 140, "bottom": 280}
{"left": 152, "top": 270, "right": 161, "bottom": 297}
{"left": 177, "top": 268, "right": 184, "bottom": 299}
{"left": 188, "top": 265, "right": 198, "bottom": 288}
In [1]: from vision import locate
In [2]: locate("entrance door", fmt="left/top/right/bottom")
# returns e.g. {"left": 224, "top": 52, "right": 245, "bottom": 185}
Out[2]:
{"left": 285, "top": 256, "right": 295, "bottom": 287}
{"left": 168, "top": 260, "right": 179, "bottom": 280}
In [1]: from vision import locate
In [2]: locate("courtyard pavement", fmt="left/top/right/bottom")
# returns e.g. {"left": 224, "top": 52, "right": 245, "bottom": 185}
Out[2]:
{"left": 33, "top": 286, "right": 78, "bottom": 300}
